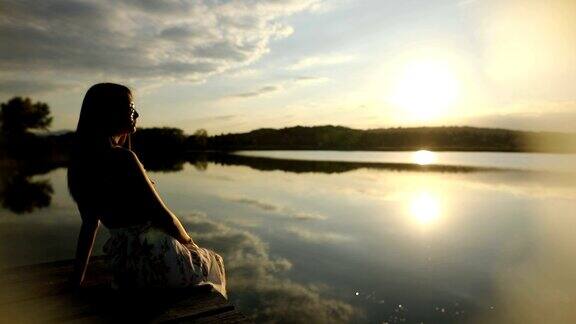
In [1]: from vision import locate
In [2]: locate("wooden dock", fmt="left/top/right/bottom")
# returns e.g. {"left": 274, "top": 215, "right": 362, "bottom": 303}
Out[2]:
{"left": 0, "top": 257, "right": 249, "bottom": 323}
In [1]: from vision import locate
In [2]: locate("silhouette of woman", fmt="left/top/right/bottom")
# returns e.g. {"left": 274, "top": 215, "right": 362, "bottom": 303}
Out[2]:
{"left": 67, "top": 83, "right": 226, "bottom": 296}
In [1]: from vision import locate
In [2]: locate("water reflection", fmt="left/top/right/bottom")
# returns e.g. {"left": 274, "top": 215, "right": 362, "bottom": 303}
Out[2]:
{"left": 409, "top": 191, "right": 441, "bottom": 226}
{"left": 0, "top": 160, "right": 62, "bottom": 214}
{"left": 188, "top": 152, "right": 504, "bottom": 174}
{"left": 137, "top": 153, "right": 185, "bottom": 172}
{"left": 1, "top": 175, "right": 53, "bottom": 214}
{"left": 182, "top": 213, "right": 361, "bottom": 323}
{"left": 412, "top": 150, "right": 436, "bottom": 165}
{"left": 1, "top": 152, "right": 575, "bottom": 323}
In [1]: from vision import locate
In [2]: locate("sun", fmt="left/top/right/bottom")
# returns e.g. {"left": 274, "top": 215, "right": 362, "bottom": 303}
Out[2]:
{"left": 389, "top": 60, "right": 460, "bottom": 120}
{"left": 410, "top": 192, "right": 441, "bottom": 226}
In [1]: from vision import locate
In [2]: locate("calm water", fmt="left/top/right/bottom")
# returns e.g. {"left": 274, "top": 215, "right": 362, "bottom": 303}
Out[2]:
{"left": 236, "top": 150, "right": 576, "bottom": 172}
{"left": 1, "top": 151, "right": 575, "bottom": 323}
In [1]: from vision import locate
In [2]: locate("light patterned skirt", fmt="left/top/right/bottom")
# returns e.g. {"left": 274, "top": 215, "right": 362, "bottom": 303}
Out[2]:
{"left": 103, "top": 222, "right": 227, "bottom": 298}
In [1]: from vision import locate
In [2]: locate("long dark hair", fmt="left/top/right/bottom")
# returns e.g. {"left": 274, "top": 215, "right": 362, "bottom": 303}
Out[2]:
{"left": 67, "top": 83, "right": 133, "bottom": 204}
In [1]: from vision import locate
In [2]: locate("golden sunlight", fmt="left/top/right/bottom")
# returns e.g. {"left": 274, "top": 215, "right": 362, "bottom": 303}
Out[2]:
{"left": 412, "top": 150, "right": 437, "bottom": 165}
{"left": 390, "top": 60, "right": 459, "bottom": 120}
{"left": 410, "top": 192, "right": 441, "bottom": 226}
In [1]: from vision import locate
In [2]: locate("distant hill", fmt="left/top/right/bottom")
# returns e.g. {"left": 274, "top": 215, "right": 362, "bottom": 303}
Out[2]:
{"left": 203, "top": 125, "right": 576, "bottom": 153}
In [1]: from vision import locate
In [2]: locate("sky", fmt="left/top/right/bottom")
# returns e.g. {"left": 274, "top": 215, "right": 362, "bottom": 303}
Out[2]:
{"left": 0, "top": 0, "right": 575, "bottom": 135}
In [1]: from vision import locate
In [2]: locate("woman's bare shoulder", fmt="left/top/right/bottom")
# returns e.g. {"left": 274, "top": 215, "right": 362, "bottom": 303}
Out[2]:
{"left": 105, "top": 148, "right": 146, "bottom": 179}
{"left": 109, "top": 147, "right": 141, "bottom": 165}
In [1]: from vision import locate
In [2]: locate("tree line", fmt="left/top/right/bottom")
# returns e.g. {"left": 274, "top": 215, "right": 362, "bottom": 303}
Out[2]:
{"left": 206, "top": 126, "right": 576, "bottom": 153}
{"left": 1, "top": 96, "right": 575, "bottom": 161}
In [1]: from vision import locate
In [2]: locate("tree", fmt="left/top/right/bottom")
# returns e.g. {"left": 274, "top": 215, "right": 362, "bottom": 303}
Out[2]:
{"left": 132, "top": 127, "right": 186, "bottom": 154}
{"left": 0, "top": 97, "right": 53, "bottom": 135}
{"left": 194, "top": 129, "right": 208, "bottom": 145}
{"left": 187, "top": 128, "right": 208, "bottom": 149}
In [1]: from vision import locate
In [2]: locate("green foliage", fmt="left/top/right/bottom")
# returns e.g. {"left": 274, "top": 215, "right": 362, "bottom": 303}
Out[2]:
{"left": 0, "top": 97, "right": 53, "bottom": 135}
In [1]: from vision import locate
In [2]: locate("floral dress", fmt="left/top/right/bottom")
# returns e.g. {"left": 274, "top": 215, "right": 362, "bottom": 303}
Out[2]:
{"left": 103, "top": 222, "right": 227, "bottom": 298}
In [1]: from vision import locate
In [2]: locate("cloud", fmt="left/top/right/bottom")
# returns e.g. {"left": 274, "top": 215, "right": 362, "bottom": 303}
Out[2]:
{"left": 228, "top": 197, "right": 280, "bottom": 211}
{"left": 0, "top": 0, "right": 326, "bottom": 93}
{"left": 292, "top": 212, "right": 327, "bottom": 221}
{"left": 191, "top": 114, "right": 238, "bottom": 122}
{"left": 228, "top": 85, "right": 281, "bottom": 98}
{"left": 286, "top": 53, "right": 355, "bottom": 70}
{"left": 285, "top": 226, "right": 353, "bottom": 244}
{"left": 0, "top": 80, "right": 78, "bottom": 95}
{"left": 225, "top": 68, "right": 261, "bottom": 79}
{"left": 182, "top": 213, "right": 360, "bottom": 323}
{"left": 224, "top": 196, "right": 328, "bottom": 221}
{"left": 293, "top": 76, "right": 330, "bottom": 85}
{"left": 225, "top": 76, "right": 328, "bottom": 100}
{"left": 159, "top": 24, "right": 217, "bottom": 42}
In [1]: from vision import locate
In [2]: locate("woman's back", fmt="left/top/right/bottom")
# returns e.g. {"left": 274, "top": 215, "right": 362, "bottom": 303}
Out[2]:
{"left": 69, "top": 147, "right": 154, "bottom": 229}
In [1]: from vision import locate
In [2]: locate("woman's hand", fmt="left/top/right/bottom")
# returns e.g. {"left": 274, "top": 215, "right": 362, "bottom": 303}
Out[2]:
{"left": 182, "top": 234, "right": 199, "bottom": 249}
{"left": 72, "top": 217, "right": 99, "bottom": 290}
{"left": 67, "top": 273, "right": 84, "bottom": 291}
{"left": 180, "top": 233, "right": 194, "bottom": 245}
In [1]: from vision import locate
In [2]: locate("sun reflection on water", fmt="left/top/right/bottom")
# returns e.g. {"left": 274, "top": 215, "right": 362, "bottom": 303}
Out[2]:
{"left": 412, "top": 150, "right": 437, "bottom": 165}
{"left": 410, "top": 192, "right": 441, "bottom": 226}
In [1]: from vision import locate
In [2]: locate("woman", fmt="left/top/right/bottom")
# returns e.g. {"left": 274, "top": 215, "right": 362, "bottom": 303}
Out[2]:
{"left": 68, "top": 83, "right": 226, "bottom": 297}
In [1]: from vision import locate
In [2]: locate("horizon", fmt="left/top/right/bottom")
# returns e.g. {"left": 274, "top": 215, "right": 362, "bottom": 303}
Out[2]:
{"left": 1, "top": 0, "right": 575, "bottom": 135}
{"left": 43, "top": 124, "right": 576, "bottom": 137}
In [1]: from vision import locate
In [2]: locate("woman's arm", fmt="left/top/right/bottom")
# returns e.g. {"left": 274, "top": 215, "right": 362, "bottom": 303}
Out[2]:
{"left": 71, "top": 214, "right": 99, "bottom": 287}
{"left": 117, "top": 149, "right": 193, "bottom": 245}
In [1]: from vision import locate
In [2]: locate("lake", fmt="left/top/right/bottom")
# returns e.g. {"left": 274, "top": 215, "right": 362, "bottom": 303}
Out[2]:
{"left": 1, "top": 151, "right": 575, "bottom": 323}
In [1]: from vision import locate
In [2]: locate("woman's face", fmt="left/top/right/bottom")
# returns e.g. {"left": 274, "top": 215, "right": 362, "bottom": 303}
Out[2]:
{"left": 127, "top": 100, "right": 139, "bottom": 133}
{"left": 114, "top": 94, "right": 138, "bottom": 135}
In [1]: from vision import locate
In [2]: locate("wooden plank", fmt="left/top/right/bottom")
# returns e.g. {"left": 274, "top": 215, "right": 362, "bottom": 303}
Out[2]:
{"left": 42, "top": 288, "right": 236, "bottom": 323}
{"left": 153, "top": 291, "right": 233, "bottom": 322}
{"left": 0, "top": 258, "right": 246, "bottom": 323}
{"left": 0, "top": 294, "right": 90, "bottom": 323}
{"left": 0, "top": 259, "right": 110, "bottom": 305}
{"left": 190, "top": 310, "right": 252, "bottom": 324}
{"left": 0, "top": 283, "right": 236, "bottom": 323}
{"left": 0, "top": 257, "right": 108, "bottom": 286}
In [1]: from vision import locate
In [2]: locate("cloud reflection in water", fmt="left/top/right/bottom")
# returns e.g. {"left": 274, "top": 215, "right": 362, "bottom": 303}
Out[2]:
{"left": 182, "top": 213, "right": 361, "bottom": 323}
